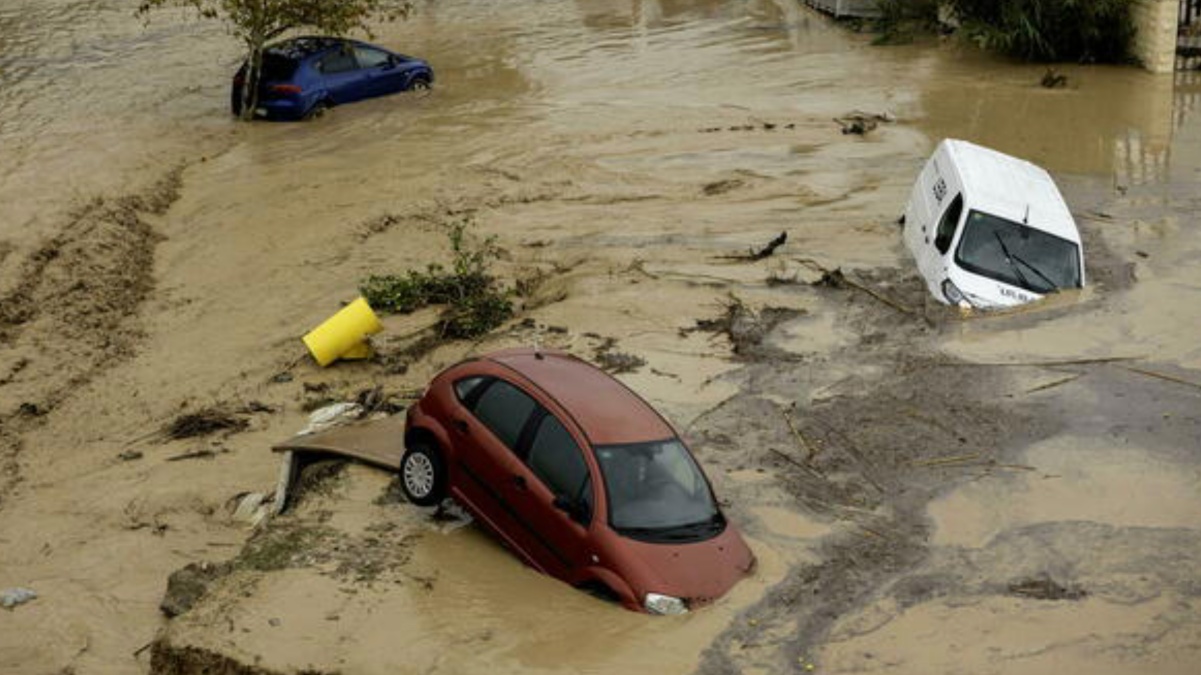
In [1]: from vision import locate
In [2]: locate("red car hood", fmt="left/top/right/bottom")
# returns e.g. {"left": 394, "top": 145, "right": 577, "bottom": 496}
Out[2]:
{"left": 613, "top": 522, "right": 755, "bottom": 607}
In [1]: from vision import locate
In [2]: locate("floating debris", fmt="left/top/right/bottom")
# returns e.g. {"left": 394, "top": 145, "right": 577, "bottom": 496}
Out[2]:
{"left": 1, "top": 587, "right": 37, "bottom": 610}
{"left": 1008, "top": 575, "right": 1087, "bottom": 601}
{"left": 165, "top": 408, "right": 248, "bottom": 440}
{"left": 1041, "top": 68, "right": 1068, "bottom": 88}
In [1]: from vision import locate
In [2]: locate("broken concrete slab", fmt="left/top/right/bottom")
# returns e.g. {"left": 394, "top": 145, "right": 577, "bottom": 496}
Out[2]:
{"left": 271, "top": 416, "right": 407, "bottom": 514}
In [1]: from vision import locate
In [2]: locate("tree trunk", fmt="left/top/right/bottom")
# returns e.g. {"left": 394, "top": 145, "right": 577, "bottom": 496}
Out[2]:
{"left": 239, "top": 39, "right": 264, "bottom": 122}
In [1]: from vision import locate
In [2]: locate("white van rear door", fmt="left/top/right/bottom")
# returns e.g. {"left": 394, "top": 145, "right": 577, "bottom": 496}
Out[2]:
{"left": 918, "top": 173, "right": 961, "bottom": 292}
{"left": 905, "top": 157, "right": 943, "bottom": 288}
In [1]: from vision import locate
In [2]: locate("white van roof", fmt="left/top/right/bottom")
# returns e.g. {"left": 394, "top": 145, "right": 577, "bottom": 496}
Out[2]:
{"left": 941, "top": 139, "right": 1080, "bottom": 244}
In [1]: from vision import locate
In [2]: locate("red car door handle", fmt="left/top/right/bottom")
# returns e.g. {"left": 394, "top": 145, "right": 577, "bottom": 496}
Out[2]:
{"left": 512, "top": 475, "right": 528, "bottom": 491}
{"left": 452, "top": 418, "right": 469, "bottom": 434}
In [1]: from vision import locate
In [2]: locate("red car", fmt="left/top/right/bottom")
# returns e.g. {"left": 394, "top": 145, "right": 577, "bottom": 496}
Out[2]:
{"left": 402, "top": 348, "right": 755, "bottom": 614}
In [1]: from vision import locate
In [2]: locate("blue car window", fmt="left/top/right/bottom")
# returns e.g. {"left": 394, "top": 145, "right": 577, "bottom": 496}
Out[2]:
{"left": 260, "top": 54, "right": 298, "bottom": 80}
{"left": 354, "top": 46, "right": 391, "bottom": 69}
{"left": 319, "top": 49, "right": 358, "bottom": 74}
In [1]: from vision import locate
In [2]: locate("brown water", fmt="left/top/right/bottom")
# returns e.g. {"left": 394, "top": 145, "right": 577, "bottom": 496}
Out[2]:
{"left": 929, "top": 435, "right": 1201, "bottom": 549}
{"left": 3, "top": 1, "right": 1201, "bottom": 674}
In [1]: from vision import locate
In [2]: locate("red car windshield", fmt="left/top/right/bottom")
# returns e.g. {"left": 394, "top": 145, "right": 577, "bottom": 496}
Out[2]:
{"left": 594, "top": 439, "right": 722, "bottom": 541}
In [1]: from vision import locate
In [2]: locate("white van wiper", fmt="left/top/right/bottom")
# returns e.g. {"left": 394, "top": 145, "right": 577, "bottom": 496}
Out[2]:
{"left": 993, "top": 232, "right": 1031, "bottom": 289}
{"left": 1011, "top": 252, "right": 1059, "bottom": 292}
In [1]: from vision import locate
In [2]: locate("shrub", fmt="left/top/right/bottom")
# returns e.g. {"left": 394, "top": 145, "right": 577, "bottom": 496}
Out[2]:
{"left": 950, "top": 0, "right": 1136, "bottom": 63}
{"left": 360, "top": 219, "right": 513, "bottom": 339}
{"left": 873, "top": 0, "right": 942, "bottom": 45}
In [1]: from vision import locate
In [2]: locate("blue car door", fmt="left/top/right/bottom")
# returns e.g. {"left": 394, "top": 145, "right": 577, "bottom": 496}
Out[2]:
{"left": 352, "top": 45, "right": 404, "bottom": 98}
{"left": 316, "top": 47, "right": 367, "bottom": 104}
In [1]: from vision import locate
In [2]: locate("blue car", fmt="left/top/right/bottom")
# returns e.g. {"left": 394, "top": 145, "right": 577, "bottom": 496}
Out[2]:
{"left": 231, "top": 36, "right": 433, "bottom": 120}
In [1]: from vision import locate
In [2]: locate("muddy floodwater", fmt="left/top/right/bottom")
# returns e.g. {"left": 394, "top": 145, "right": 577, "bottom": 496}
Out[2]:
{"left": 2, "top": 1, "right": 1200, "bottom": 674}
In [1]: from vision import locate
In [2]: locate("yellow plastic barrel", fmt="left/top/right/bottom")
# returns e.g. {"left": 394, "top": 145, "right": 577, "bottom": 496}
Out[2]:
{"left": 339, "top": 341, "right": 374, "bottom": 360}
{"left": 302, "top": 297, "right": 383, "bottom": 367}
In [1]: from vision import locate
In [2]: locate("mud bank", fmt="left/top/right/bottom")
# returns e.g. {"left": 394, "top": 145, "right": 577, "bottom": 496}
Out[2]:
{"left": 0, "top": 170, "right": 183, "bottom": 504}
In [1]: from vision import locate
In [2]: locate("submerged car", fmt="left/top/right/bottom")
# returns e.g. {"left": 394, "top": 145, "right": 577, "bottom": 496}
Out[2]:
{"left": 231, "top": 36, "right": 433, "bottom": 120}
{"left": 903, "top": 139, "right": 1085, "bottom": 309}
{"left": 402, "top": 348, "right": 755, "bottom": 614}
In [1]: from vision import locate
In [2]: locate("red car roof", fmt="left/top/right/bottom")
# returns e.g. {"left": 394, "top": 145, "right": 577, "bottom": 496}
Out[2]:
{"left": 484, "top": 348, "right": 675, "bottom": 446}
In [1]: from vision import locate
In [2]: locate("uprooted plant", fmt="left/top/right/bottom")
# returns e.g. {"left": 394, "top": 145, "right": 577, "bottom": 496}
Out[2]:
{"left": 360, "top": 219, "right": 513, "bottom": 339}
{"left": 685, "top": 294, "right": 804, "bottom": 359}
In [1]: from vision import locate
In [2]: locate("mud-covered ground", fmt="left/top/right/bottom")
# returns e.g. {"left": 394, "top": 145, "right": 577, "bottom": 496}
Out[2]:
{"left": 3, "top": 1, "right": 1201, "bottom": 674}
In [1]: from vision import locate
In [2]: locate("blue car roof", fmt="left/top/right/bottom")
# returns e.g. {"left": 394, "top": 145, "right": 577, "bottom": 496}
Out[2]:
{"left": 265, "top": 36, "right": 361, "bottom": 61}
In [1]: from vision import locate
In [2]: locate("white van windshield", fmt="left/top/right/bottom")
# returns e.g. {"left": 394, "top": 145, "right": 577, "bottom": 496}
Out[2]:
{"left": 954, "top": 210, "right": 1081, "bottom": 293}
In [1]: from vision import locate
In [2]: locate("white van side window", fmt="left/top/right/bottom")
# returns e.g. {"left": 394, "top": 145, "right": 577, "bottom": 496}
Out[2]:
{"left": 934, "top": 194, "right": 963, "bottom": 254}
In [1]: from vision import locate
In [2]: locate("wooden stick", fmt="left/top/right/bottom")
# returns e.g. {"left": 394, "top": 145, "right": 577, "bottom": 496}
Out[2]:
{"left": 1024, "top": 373, "right": 1084, "bottom": 394}
{"left": 790, "top": 258, "right": 914, "bottom": 314}
{"left": 750, "top": 231, "right": 788, "bottom": 260}
{"left": 164, "top": 448, "right": 218, "bottom": 462}
{"left": 123, "top": 429, "right": 165, "bottom": 445}
{"left": 766, "top": 447, "right": 824, "bottom": 479}
{"left": 935, "top": 356, "right": 1142, "bottom": 368}
{"left": 910, "top": 452, "right": 982, "bottom": 468}
{"left": 838, "top": 274, "right": 914, "bottom": 315}
{"left": 1120, "top": 365, "right": 1201, "bottom": 392}
{"left": 858, "top": 526, "right": 886, "bottom": 539}
{"left": 991, "top": 463, "right": 1038, "bottom": 472}
{"left": 781, "top": 405, "right": 818, "bottom": 463}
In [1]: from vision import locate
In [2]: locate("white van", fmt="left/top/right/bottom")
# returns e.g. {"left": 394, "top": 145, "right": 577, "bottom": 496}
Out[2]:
{"left": 903, "top": 139, "right": 1085, "bottom": 309}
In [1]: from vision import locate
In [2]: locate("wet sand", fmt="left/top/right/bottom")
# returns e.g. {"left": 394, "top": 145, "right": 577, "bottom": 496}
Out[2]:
{"left": 2, "top": 1, "right": 1201, "bottom": 674}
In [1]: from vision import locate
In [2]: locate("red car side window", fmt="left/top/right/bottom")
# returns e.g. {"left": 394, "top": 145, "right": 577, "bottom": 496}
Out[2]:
{"left": 470, "top": 380, "right": 537, "bottom": 450}
{"left": 527, "top": 413, "right": 590, "bottom": 505}
{"left": 453, "top": 376, "right": 490, "bottom": 404}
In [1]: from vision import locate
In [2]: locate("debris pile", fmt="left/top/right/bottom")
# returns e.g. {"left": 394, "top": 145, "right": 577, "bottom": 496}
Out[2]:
{"left": 1007, "top": 575, "right": 1087, "bottom": 601}
{"left": 165, "top": 408, "right": 248, "bottom": 440}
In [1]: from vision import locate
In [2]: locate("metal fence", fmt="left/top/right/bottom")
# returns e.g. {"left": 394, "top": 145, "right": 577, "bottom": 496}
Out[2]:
{"left": 1181, "top": 0, "right": 1201, "bottom": 69}
{"left": 1182, "top": 0, "right": 1201, "bottom": 28}
{"left": 801, "top": 0, "right": 881, "bottom": 19}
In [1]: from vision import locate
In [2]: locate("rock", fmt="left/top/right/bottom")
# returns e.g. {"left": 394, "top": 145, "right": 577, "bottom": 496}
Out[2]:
{"left": 18, "top": 402, "right": 44, "bottom": 416}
